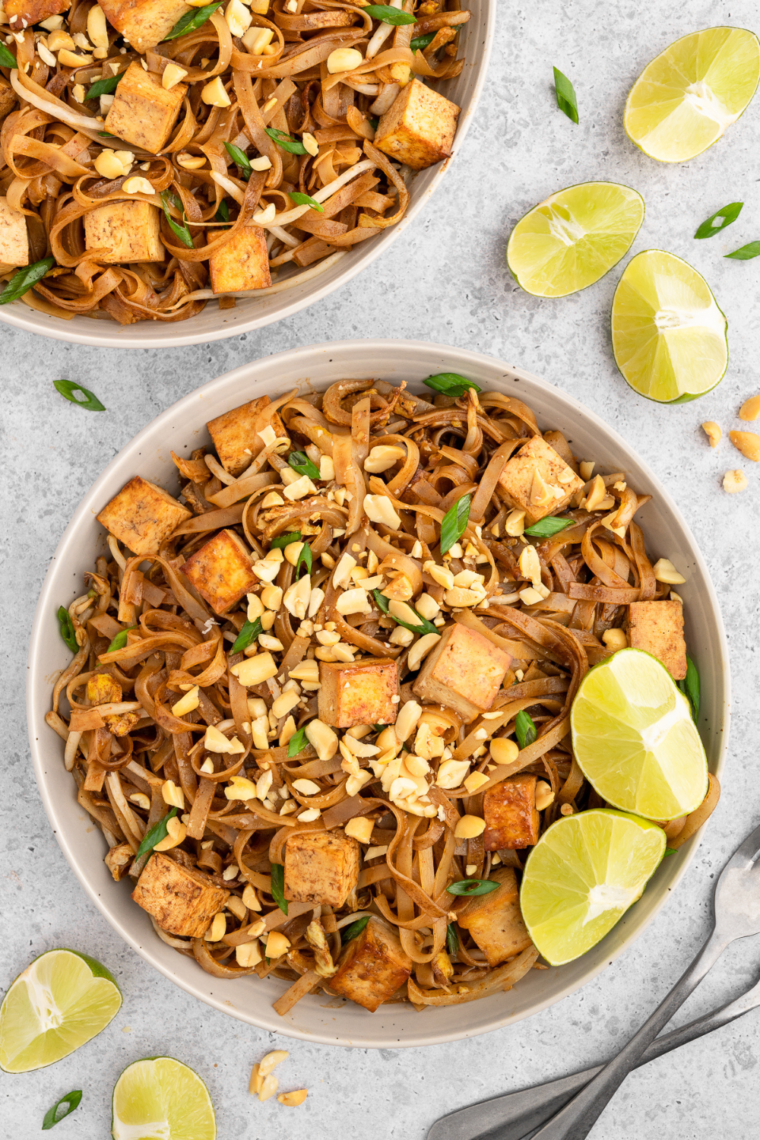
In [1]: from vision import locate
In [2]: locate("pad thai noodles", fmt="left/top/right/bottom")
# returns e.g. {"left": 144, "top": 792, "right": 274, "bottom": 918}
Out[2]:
{"left": 0, "top": 1, "right": 469, "bottom": 324}
{"left": 47, "top": 375, "right": 719, "bottom": 1014}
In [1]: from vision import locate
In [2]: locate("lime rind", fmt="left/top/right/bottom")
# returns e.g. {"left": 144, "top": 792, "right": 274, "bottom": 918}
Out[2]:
{"left": 570, "top": 648, "right": 708, "bottom": 820}
{"left": 611, "top": 249, "right": 728, "bottom": 403}
{"left": 507, "top": 181, "right": 645, "bottom": 298}
{"left": 520, "top": 809, "right": 666, "bottom": 965}
{"left": 624, "top": 27, "right": 760, "bottom": 163}
{"left": 0, "top": 948, "right": 121, "bottom": 1073}
{"left": 112, "top": 1056, "right": 216, "bottom": 1140}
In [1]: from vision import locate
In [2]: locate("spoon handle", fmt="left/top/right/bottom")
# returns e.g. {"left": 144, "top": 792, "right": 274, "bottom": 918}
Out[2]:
{"left": 528, "top": 926, "right": 726, "bottom": 1140}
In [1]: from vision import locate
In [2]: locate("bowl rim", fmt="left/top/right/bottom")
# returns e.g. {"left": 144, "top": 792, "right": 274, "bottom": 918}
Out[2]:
{"left": 26, "top": 337, "right": 731, "bottom": 1047}
{"left": 0, "top": 5, "right": 495, "bottom": 349}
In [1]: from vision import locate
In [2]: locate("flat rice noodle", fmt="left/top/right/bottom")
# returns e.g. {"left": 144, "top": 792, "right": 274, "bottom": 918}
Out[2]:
{"left": 408, "top": 945, "right": 539, "bottom": 1006}
{"left": 567, "top": 582, "right": 640, "bottom": 604}
{"left": 273, "top": 969, "right": 321, "bottom": 1016}
{"left": 193, "top": 936, "right": 257, "bottom": 977}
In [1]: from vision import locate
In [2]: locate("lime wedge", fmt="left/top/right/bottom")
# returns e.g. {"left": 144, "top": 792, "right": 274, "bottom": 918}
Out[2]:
{"left": 624, "top": 27, "right": 760, "bottom": 163}
{"left": 0, "top": 948, "right": 121, "bottom": 1073}
{"left": 520, "top": 809, "right": 666, "bottom": 965}
{"left": 112, "top": 1057, "right": 216, "bottom": 1140}
{"left": 507, "top": 182, "right": 645, "bottom": 297}
{"left": 611, "top": 249, "right": 728, "bottom": 403}
{"left": 571, "top": 648, "right": 708, "bottom": 820}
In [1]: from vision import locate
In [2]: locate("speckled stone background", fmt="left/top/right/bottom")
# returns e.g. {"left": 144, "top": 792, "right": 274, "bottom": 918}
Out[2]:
{"left": 4, "top": 2, "right": 760, "bottom": 1137}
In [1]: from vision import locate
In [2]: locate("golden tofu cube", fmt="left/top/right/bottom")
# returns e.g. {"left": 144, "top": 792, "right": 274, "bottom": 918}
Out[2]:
{"left": 209, "top": 225, "right": 272, "bottom": 295}
{"left": 484, "top": 775, "right": 539, "bottom": 851}
{"left": 87, "top": 673, "right": 122, "bottom": 706}
{"left": 105, "top": 842, "right": 133, "bottom": 882}
{"left": 104, "top": 62, "right": 186, "bottom": 153}
{"left": 318, "top": 658, "right": 399, "bottom": 728}
{"left": 0, "top": 78, "right": 15, "bottom": 124}
{"left": 374, "top": 78, "right": 460, "bottom": 170}
{"left": 330, "top": 917, "right": 412, "bottom": 1012}
{"left": 207, "top": 395, "right": 288, "bottom": 477}
{"left": 5, "top": 0, "right": 70, "bottom": 27}
{"left": 132, "top": 851, "right": 229, "bottom": 937}
{"left": 413, "top": 624, "right": 511, "bottom": 723}
{"left": 0, "top": 195, "right": 28, "bottom": 268}
{"left": 99, "top": 0, "right": 191, "bottom": 52}
{"left": 84, "top": 201, "right": 164, "bottom": 264}
{"left": 97, "top": 475, "right": 191, "bottom": 557}
{"left": 180, "top": 528, "right": 257, "bottom": 615}
{"left": 498, "top": 435, "right": 585, "bottom": 526}
{"left": 457, "top": 867, "right": 533, "bottom": 967}
{"left": 628, "top": 600, "right": 687, "bottom": 680}
{"left": 283, "top": 830, "right": 360, "bottom": 907}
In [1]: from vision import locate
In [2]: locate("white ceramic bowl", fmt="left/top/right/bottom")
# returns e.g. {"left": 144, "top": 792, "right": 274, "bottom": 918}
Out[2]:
{"left": 1, "top": 6, "right": 493, "bottom": 349}
{"left": 27, "top": 339, "right": 729, "bottom": 1048}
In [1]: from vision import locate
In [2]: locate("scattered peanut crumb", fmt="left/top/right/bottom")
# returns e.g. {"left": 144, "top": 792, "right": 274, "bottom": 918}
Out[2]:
{"left": 739, "top": 394, "right": 760, "bottom": 421}
{"left": 701, "top": 421, "right": 721, "bottom": 448}
{"left": 278, "top": 1089, "right": 308, "bottom": 1107}
{"left": 729, "top": 430, "right": 760, "bottom": 462}
{"left": 723, "top": 470, "right": 748, "bottom": 494}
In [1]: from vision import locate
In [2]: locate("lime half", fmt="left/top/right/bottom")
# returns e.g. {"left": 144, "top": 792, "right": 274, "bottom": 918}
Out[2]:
{"left": 611, "top": 249, "right": 727, "bottom": 403}
{"left": 507, "top": 182, "right": 645, "bottom": 297}
{"left": 624, "top": 27, "right": 760, "bottom": 162}
{"left": 571, "top": 648, "right": 708, "bottom": 820}
{"left": 112, "top": 1057, "right": 216, "bottom": 1140}
{"left": 521, "top": 809, "right": 666, "bottom": 965}
{"left": 0, "top": 948, "right": 121, "bottom": 1073}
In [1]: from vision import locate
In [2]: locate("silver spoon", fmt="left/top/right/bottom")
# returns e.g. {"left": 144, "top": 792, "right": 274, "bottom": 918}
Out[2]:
{"left": 429, "top": 818, "right": 760, "bottom": 1140}
{"left": 427, "top": 970, "right": 760, "bottom": 1140}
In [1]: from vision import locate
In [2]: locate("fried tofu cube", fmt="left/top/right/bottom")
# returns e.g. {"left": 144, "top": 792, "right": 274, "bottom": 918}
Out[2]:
{"left": 104, "top": 62, "right": 186, "bottom": 153}
{"left": 180, "top": 528, "right": 258, "bottom": 615}
{"left": 209, "top": 225, "right": 272, "bottom": 295}
{"left": 627, "top": 600, "right": 687, "bottom": 680}
{"left": 87, "top": 673, "right": 122, "bottom": 706}
{"left": 5, "top": 0, "right": 70, "bottom": 28}
{"left": 457, "top": 867, "right": 533, "bottom": 967}
{"left": 283, "top": 829, "right": 360, "bottom": 907}
{"left": 207, "top": 395, "right": 288, "bottom": 477}
{"left": 330, "top": 917, "right": 412, "bottom": 1012}
{"left": 0, "top": 196, "right": 28, "bottom": 268}
{"left": 413, "top": 624, "right": 511, "bottom": 723}
{"left": 318, "top": 658, "right": 399, "bottom": 728}
{"left": 484, "top": 775, "right": 540, "bottom": 851}
{"left": 498, "top": 435, "right": 585, "bottom": 527}
{"left": 374, "top": 78, "right": 460, "bottom": 170}
{"left": 105, "top": 842, "right": 133, "bottom": 881}
{"left": 97, "top": 475, "right": 191, "bottom": 557}
{"left": 0, "top": 79, "right": 15, "bottom": 124}
{"left": 132, "top": 851, "right": 229, "bottom": 937}
{"left": 84, "top": 201, "right": 164, "bottom": 264}
{"left": 99, "top": 0, "right": 191, "bottom": 52}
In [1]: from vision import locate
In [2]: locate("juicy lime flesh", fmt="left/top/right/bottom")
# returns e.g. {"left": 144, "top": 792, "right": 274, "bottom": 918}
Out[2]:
{"left": 611, "top": 250, "right": 727, "bottom": 402}
{"left": 625, "top": 27, "right": 760, "bottom": 162}
{"left": 0, "top": 948, "right": 121, "bottom": 1073}
{"left": 520, "top": 809, "right": 666, "bottom": 965}
{"left": 112, "top": 1057, "right": 216, "bottom": 1140}
{"left": 571, "top": 648, "right": 708, "bottom": 820}
{"left": 507, "top": 182, "right": 645, "bottom": 297}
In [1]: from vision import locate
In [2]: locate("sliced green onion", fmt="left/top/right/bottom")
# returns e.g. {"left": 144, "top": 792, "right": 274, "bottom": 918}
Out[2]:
{"left": 231, "top": 618, "right": 262, "bottom": 654}
{"left": 446, "top": 923, "right": 459, "bottom": 955}
{"left": 447, "top": 879, "right": 499, "bottom": 897}
{"left": 523, "top": 517, "right": 574, "bottom": 538}
{"left": 159, "top": 191, "right": 194, "bottom": 250}
{"left": 289, "top": 191, "right": 324, "bottom": 213}
{"left": 440, "top": 494, "right": 471, "bottom": 554}
{"left": 411, "top": 32, "right": 437, "bottom": 52}
{"left": 136, "top": 808, "right": 178, "bottom": 859}
{"left": 288, "top": 450, "right": 320, "bottom": 479}
{"left": 678, "top": 657, "right": 700, "bottom": 723}
{"left": 364, "top": 4, "right": 416, "bottom": 24}
{"left": 57, "top": 606, "right": 78, "bottom": 652}
{"left": 270, "top": 531, "right": 302, "bottom": 549}
{"left": 287, "top": 725, "right": 310, "bottom": 757}
{"left": 224, "top": 141, "right": 252, "bottom": 179}
{"left": 53, "top": 380, "right": 106, "bottom": 412}
{"left": 725, "top": 241, "right": 760, "bottom": 260}
{"left": 270, "top": 862, "right": 288, "bottom": 914}
{"left": 295, "top": 543, "right": 312, "bottom": 577}
{"left": 515, "top": 709, "right": 537, "bottom": 749}
{"left": 373, "top": 590, "right": 439, "bottom": 637}
{"left": 163, "top": 2, "right": 222, "bottom": 40}
{"left": 694, "top": 202, "right": 743, "bottom": 239}
{"left": 105, "top": 627, "right": 136, "bottom": 654}
{"left": 341, "top": 915, "right": 371, "bottom": 942}
{"left": 553, "top": 66, "right": 578, "bottom": 123}
{"left": 0, "top": 257, "right": 55, "bottom": 305}
{"left": 42, "top": 1090, "right": 83, "bottom": 1130}
{"left": 85, "top": 72, "right": 125, "bottom": 100}
{"left": 423, "top": 373, "right": 481, "bottom": 398}
{"left": 265, "top": 127, "right": 307, "bottom": 155}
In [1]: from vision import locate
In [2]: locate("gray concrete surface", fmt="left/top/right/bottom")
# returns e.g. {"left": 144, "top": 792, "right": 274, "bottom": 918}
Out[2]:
{"left": 3, "top": 2, "right": 760, "bottom": 1137}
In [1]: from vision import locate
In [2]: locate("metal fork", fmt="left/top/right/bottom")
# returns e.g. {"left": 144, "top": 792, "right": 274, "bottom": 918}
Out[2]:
{"left": 429, "top": 818, "right": 760, "bottom": 1140}
{"left": 427, "top": 971, "right": 760, "bottom": 1140}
